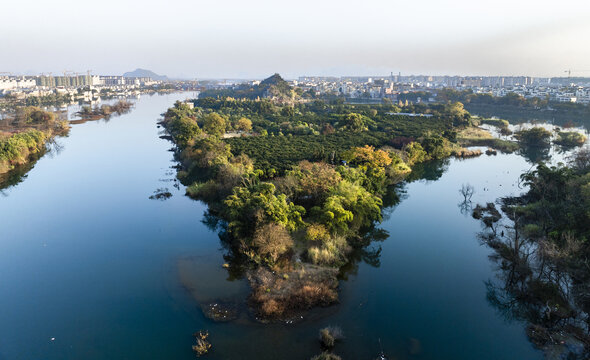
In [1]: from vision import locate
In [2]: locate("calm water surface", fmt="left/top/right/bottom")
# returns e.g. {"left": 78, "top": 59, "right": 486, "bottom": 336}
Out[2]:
{"left": 0, "top": 93, "right": 548, "bottom": 359}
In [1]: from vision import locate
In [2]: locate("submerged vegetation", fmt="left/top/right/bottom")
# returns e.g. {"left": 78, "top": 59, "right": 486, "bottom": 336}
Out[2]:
{"left": 474, "top": 148, "right": 590, "bottom": 358}
{"left": 162, "top": 74, "right": 485, "bottom": 320}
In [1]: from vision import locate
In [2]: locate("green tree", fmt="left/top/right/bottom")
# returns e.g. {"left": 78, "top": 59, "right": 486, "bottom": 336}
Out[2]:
{"left": 203, "top": 112, "right": 226, "bottom": 137}
{"left": 343, "top": 113, "right": 366, "bottom": 132}
{"left": 403, "top": 142, "right": 427, "bottom": 165}
{"left": 515, "top": 127, "right": 552, "bottom": 147}
{"left": 168, "top": 116, "right": 201, "bottom": 146}
{"left": 237, "top": 117, "right": 252, "bottom": 132}
{"left": 224, "top": 182, "right": 306, "bottom": 235}
{"left": 320, "top": 180, "right": 382, "bottom": 233}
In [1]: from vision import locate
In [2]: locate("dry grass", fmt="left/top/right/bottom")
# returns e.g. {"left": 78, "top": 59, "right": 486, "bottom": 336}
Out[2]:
{"left": 453, "top": 148, "right": 482, "bottom": 158}
{"left": 458, "top": 127, "right": 493, "bottom": 140}
{"left": 247, "top": 265, "right": 339, "bottom": 320}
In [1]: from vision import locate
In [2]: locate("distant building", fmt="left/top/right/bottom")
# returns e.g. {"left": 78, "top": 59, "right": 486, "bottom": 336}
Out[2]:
{"left": 0, "top": 76, "right": 36, "bottom": 90}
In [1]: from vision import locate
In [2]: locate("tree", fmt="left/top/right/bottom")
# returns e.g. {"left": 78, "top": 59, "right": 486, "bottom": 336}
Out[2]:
{"left": 252, "top": 223, "right": 293, "bottom": 265}
{"left": 421, "top": 134, "right": 451, "bottom": 159}
{"left": 203, "top": 112, "right": 226, "bottom": 137}
{"left": 554, "top": 131, "right": 586, "bottom": 147}
{"left": 280, "top": 106, "right": 295, "bottom": 117}
{"left": 343, "top": 112, "right": 366, "bottom": 132}
{"left": 167, "top": 116, "right": 200, "bottom": 146}
{"left": 444, "top": 101, "right": 471, "bottom": 126}
{"left": 403, "top": 142, "right": 427, "bottom": 165}
{"left": 343, "top": 145, "right": 392, "bottom": 169}
{"left": 187, "top": 137, "right": 231, "bottom": 168}
{"left": 460, "top": 183, "right": 475, "bottom": 202}
{"left": 224, "top": 182, "right": 306, "bottom": 235}
{"left": 320, "top": 180, "right": 382, "bottom": 233}
{"left": 285, "top": 161, "right": 342, "bottom": 204}
{"left": 342, "top": 145, "right": 393, "bottom": 193}
{"left": 237, "top": 117, "right": 252, "bottom": 132}
{"left": 515, "top": 127, "right": 552, "bottom": 147}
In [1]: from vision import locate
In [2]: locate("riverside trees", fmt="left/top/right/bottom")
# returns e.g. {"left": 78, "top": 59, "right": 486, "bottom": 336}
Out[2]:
{"left": 0, "top": 106, "right": 69, "bottom": 175}
{"left": 473, "top": 148, "right": 590, "bottom": 355}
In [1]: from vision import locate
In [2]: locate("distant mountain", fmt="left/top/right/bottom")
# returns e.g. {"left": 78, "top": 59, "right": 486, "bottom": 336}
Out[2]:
{"left": 123, "top": 68, "right": 168, "bottom": 81}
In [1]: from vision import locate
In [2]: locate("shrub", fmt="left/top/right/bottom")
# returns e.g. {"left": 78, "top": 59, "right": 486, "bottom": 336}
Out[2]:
{"left": 319, "top": 326, "right": 344, "bottom": 348}
{"left": 306, "top": 224, "right": 331, "bottom": 243}
{"left": 311, "top": 352, "right": 341, "bottom": 360}
{"left": 554, "top": 131, "right": 586, "bottom": 147}
{"left": 307, "top": 236, "right": 350, "bottom": 266}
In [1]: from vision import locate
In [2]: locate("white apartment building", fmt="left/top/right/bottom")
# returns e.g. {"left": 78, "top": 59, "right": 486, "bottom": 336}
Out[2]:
{"left": 0, "top": 76, "right": 36, "bottom": 91}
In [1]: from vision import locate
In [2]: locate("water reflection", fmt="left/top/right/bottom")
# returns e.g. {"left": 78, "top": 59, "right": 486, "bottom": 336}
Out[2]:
{"left": 519, "top": 144, "right": 552, "bottom": 164}
{"left": 406, "top": 158, "right": 450, "bottom": 182}
{"left": 477, "top": 217, "right": 589, "bottom": 358}
{"left": 0, "top": 150, "right": 45, "bottom": 193}
{"left": 471, "top": 158, "right": 590, "bottom": 359}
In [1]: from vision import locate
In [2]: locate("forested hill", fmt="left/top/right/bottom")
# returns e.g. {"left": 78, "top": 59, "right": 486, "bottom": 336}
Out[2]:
{"left": 199, "top": 73, "right": 296, "bottom": 101}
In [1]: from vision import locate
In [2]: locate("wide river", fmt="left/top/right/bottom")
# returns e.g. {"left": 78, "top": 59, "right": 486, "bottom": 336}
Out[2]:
{"left": 0, "top": 93, "right": 552, "bottom": 359}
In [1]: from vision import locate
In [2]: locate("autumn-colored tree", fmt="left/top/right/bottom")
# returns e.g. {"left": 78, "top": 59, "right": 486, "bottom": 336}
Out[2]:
{"left": 285, "top": 161, "right": 342, "bottom": 204}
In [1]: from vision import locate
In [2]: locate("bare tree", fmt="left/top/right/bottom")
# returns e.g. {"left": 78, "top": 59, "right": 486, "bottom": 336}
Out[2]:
{"left": 460, "top": 183, "right": 475, "bottom": 202}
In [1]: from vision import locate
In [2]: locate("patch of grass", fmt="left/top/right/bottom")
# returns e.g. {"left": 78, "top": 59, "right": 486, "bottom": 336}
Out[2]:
{"left": 459, "top": 137, "right": 519, "bottom": 153}
{"left": 457, "top": 126, "right": 493, "bottom": 141}
{"left": 481, "top": 118, "right": 510, "bottom": 128}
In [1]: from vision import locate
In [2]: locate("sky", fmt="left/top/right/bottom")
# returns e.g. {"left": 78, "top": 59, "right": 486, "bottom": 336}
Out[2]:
{"left": 2, "top": 0, "right": 590, "bottom": 79}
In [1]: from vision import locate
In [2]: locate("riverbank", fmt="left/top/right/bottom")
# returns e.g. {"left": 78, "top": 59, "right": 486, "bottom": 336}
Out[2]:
{"left": 0, "top": 106, "right": 69, "bottom": 175}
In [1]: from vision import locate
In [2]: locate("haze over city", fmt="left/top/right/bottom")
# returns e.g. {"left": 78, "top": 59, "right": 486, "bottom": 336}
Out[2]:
{"left": 3, "top": 0, "right": 590, "bottom": 78}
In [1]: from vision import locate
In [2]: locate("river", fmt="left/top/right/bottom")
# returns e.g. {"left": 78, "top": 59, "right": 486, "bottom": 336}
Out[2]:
{"left": 1, "top": 92, "right": 577, "bottom": 359}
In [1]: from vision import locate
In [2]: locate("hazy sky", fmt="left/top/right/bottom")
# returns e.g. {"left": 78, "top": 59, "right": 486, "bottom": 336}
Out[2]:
{"left": 2, "top": 0, "right": 590, "bottom": 78}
